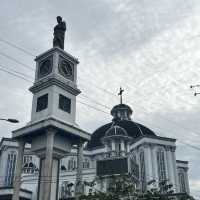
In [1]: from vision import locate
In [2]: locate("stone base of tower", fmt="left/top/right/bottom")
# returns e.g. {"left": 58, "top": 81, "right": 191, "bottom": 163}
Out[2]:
{"left": 38, "top": 158, "right": 60, "bottom": 200}
{"left": 28, "top": 128, "right": 61, "bottom": 200}
{"left": 12, "top": 118, "right": 90, "bottom": 200}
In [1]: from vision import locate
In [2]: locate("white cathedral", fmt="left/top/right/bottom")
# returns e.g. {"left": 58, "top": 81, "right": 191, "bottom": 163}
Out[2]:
{"left": 0, "top": 19, "right": 190, "bottom": 200}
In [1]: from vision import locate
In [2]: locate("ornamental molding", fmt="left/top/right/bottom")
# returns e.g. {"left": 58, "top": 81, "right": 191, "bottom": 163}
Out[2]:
{"left": 29, "top": 76, "right": 81, "bottom": 96}
{"left": 131, "top": 142, "right": 176, "bottom": 154}
{"left": 35, "top": 47, "right": 79, "bottom": 64}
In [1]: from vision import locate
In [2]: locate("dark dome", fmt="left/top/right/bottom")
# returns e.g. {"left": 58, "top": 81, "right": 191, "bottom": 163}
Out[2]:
{"left": 105, "top": 125, "right": 128, "bottom": 137}
{"left": 86, "top": 120, "right": 157, "bottom": 149}
{"left": 111, "top": 104, "right": 132, "bottom": 115}
{"left": 111, "top": 103, "right": 133, "bottom": 121}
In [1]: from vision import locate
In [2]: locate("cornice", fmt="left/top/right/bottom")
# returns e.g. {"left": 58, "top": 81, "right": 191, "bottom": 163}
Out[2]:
{"left": 35, "top": 47, "right": 79, "bottom": 64}
{"left": 130, "top": 142, "right": 176, "bottom": 153}
{"left": 29, "top": 76, "right": 81, "bottom": 96}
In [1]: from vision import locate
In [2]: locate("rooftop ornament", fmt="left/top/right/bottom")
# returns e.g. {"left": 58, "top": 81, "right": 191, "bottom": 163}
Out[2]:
{"left": 53, "top": 16, "right": 66, "bottom": 50}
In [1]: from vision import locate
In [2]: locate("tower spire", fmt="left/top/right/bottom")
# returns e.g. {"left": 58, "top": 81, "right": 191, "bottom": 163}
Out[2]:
{"left": 118, "top": 87, "right": 124, "bottom": 104}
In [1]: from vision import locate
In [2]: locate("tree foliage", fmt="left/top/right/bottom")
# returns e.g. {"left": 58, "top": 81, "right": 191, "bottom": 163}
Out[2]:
{"left": 79, "top": 175, "right": 195, "bottom": 200}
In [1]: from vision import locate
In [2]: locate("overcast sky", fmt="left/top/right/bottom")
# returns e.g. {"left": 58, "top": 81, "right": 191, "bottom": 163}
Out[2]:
{"left": 0, "top": 0, "right": 200, "bottom": 198}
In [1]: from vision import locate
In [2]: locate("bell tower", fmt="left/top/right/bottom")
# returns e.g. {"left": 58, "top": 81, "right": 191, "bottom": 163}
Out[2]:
{"left": 12, "top": 17, "right": 90, "bottom": 200}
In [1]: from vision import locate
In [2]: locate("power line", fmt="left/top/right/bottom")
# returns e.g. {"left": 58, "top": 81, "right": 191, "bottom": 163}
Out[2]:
{"left": 0, "top": 63, "right": 199, "bottom": 152}
{"left": 0, "top": 39, "right": 199, "bottom": 152}
{"left": 80, "top": 79, "right": 200, "bottom": 145}
{"left": 1, "top": 39, "right": 196, "bottom": 138}
{"left": 0, "top": 67, "right": 32, "bottom": 83}
{"left": 0, "top": 37, "right": 35, "bottom": 57}
{"left": 77, "top": 100, "right": 110, "bottom": 115}
{"left": 0, "top": 51, "right": 35, "bottom": 71}
{"left": 80, "top": 94, "right": 111, "bottom": 110}
{"left": 0, "top": 66, "right": 110, "bottom": 116}
{"left": 0, "top": 63, "right": 34, "bottom": 80}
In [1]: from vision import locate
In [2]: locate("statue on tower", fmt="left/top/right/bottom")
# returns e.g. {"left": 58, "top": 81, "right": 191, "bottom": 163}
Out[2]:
{"left": 53, "top": 16, "right": 66, "bottom": 50}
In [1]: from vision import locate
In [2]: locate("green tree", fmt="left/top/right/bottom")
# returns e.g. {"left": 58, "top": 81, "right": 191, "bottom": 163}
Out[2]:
{"left": 79, "top": 176, "right": 195, "bottom": 200}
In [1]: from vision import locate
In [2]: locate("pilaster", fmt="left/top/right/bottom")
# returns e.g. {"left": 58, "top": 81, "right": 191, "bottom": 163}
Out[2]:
{"left": 121, "top": 140, "right": 125, "bottom": 156}
{"left": 111, "top": 140, "right": 115, "bottom": 151}
{"left": 170, "top": 146, "right": 179, "bottom": 192}
{"left": 165, "top": 146, "right": 174, "bottom": 186}
{"left": 143, "top": 143, "right": 153, "bottom": 184}
{"left": 12, "top": 139, "right": 25, "bottom": 200}
{"left": 152, "top": 146, "right": 159, "bottom": 187}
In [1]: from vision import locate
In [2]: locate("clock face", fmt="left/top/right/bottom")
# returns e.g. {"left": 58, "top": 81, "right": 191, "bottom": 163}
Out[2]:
{"left": 58, "top": 59, "right": 74, "bottom": 80}
{"left": 38, "top": 58, "right": 52, "bottom": 78}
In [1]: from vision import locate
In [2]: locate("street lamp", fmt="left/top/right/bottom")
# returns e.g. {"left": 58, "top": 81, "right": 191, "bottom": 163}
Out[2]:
{"left": 0, "top": 118, "right": 19, "bottom": 123}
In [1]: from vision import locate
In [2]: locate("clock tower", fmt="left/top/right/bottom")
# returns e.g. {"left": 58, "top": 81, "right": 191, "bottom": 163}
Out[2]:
{"left": 29, "top": 47, "right": 80, "bottom": 126}
{"left": 12, "top": 17, "right": 90, "bottom": 200}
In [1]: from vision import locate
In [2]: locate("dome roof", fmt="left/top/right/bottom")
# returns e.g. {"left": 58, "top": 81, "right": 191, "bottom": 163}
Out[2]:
{"left": 111, "top": 103, "right": 133, "bottom": 121}
{"left": 105, "top": 125, "right": 128, "bottom": 137}
{"left": 111, "top": 104, "right": 132, "bottom": 115}
{"left": 86, "top": 120, "right": 157, "bottom": 149}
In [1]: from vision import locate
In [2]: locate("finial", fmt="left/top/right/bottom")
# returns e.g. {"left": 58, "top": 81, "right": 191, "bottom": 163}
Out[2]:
{"left": 118, "top": 87, "right": 124, "bottom": 104}
{"left": 53, "top": 16, "right": 66, "bottom": 50}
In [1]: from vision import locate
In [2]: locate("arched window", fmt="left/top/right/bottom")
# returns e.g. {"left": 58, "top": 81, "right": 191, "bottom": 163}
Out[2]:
{"left": 5, "top": 152, "right": 17, "bottom": 186}
{"left": 23, "top": 162, "right": 38, "bottom": 174}
{"left": 178, "top": 171, "right": 186, "bottom": 192}
{"left": 60, "top": 181, "right": 74, "bottom": 198}
{"left": 157, "top": 149, "right": 166, "bottom": 182}
{"left": 23, "top": 155, "right": 32, "bottom": 164}
{"left": 68, "top": 157, "right": 76, "bottom": 171}
{"left": 139, "top": 151, "right": 146, "bottom": 192}
{"left": 83, "top": 158, "right": 90, "bottom": 169}
{"left": 60, "top": 165, "right": 67, "bottom": 171}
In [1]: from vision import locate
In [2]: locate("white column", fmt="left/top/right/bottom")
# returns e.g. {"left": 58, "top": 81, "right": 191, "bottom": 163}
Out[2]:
{"left": 164, "top": 148, "right": 169, "bottom": 181}
{"left": 75, "top": 141, "right": 84, "bottom": 199}
{"left": 121, "top": 140, "right": 125, "bottom": 151}
{"left": 185, "top": 169, "right": 190, "bottom": 194}
{"left": 12, "top": 139, "right": 25, "bottom": 200}
{"left": 105, "top": 142, "right": 109, "bottom": 152}
{"left": 150, "top": 145, "right": 155, "bottom": 178}
{"left": 111, "top": 140, "right": 115, "bottom": 151}
{"left": 171, "top": 147, "right": 179, "bottom": 192}
{"left": 144, "top": 144, "right": 153, "bottom": 183}
{"left": 127, "top": 142, "right": 130, "bottom": 153}
{"left": 152, "top": 147, "right": 159, "bottom": 188}
{"left": 38, "top": 128, "right": 59, "bottom": 200}
{"left": 166, "top": 147, "right": 173, "bottom": 185}
{"left": 121, "top": 140, "right": 125, "bottom": 156}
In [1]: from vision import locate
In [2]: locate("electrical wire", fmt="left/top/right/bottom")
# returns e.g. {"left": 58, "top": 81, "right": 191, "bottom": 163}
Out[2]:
{"left": 0, "top": 37, "right": 35, "bottom": 57}
{"left": 0, "top": 63, "right": 199, "bottom": 152}
{"left": 0, "top": 67, "right": 32, "bottom": 83}
{"left": 0, "top": 51, "right": 34, "bottom": 71}
{"left": 0, "top": 38, "right": 199, "bottom": 152}
{"left": 1, "top": 38, "right": 198, "bottom": 141}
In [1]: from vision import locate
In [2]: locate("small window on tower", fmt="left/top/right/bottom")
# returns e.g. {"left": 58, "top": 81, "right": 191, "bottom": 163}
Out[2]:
{"left": 59, "top": 94, "right": 71, "bottom": 113}
{"left": 36, "top": 94, "right": 48, "bottom": 112}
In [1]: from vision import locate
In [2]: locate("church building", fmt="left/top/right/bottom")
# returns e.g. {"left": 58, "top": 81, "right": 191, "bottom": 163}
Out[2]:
{"left": 0, "top": 17, "right": 190, "bottom": 200}
{"left": 0, "top": 100, "right": 190, "bottom": 199}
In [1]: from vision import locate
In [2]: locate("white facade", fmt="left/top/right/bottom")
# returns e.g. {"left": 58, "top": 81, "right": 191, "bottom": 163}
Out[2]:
{"left": 0, "top": 132, "right": 190, "bottom": 199}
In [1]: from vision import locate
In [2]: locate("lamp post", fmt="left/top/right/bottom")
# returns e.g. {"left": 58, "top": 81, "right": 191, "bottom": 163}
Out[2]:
{"left": 0, "top": 118, "right": 19, "bottom": 123}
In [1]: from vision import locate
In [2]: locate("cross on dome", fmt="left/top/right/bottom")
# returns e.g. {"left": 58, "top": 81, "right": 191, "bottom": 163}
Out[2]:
{"left": 118, "top": 87, "right": 124, "bottom": 104}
